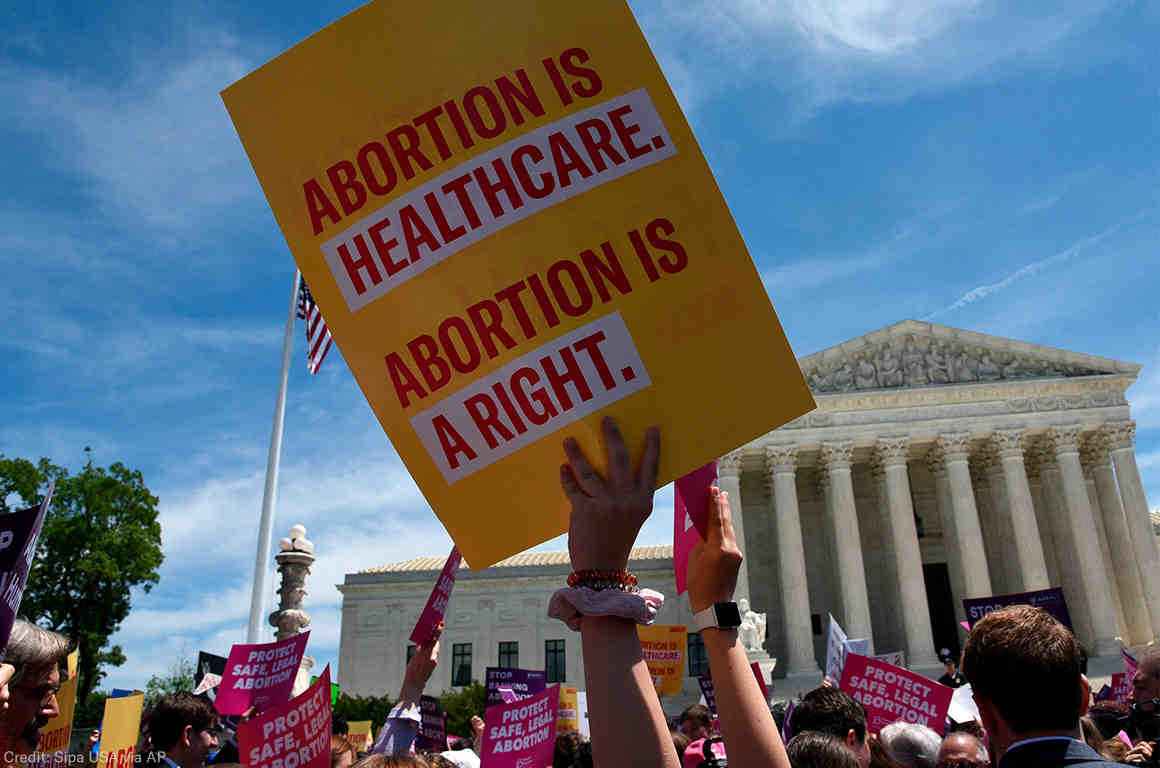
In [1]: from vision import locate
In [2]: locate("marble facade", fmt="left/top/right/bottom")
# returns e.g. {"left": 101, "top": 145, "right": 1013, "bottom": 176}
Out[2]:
{"left": 338, "top": 320, "right": 1156, "bottom": 701}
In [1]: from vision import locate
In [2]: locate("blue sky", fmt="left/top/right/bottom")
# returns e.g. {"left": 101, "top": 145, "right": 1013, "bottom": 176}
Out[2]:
{"left": 2, "top": 0, "right": 1158, "bottom": 691}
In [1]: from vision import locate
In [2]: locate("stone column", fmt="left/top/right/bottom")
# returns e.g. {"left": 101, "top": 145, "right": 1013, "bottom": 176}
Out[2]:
{"left": 717, "top": 451, "right": 751, "bottom": 605}
{"left": 1080, "top": 439, "right": 1127, "bottom": 639}
{"left": 1088, "top": 427, "right": 1152, "bottom": 644}
{"left": 1024, "top": 447, "right": 1061, "bottom": 587}
{"left": 876, "top": 437, "right": 938, "bottom": 669}
{"left": 970, "top": 461, "right": 1007, "bottom": 595}
{"left": 820, "top": 441, "right": 874, "bottom": 648}
{"left": 765, "top": 445, "right": 821, "bottom": 675}
{"left": 1106, "top": 421, "right": 1160, "bottom": 639}
{"left": 1039, "top": 450, "right": 1095, "bottom": 645}
{"left": 927, "top": 446, "right": 967, "bottom": 625}
{"left": 982, "top": 451, "right": 1020, "bottom": 593}
{"left": 992, "top": 429, "right": 1050, "bottom": 591}
{"left": 934, "top": 434, "right": 992, "bottom": 606}
{"left": 271, "top": 524, "right": 315, "bottom": 695}
{"left": 1045, "top": 426, "right": 1119, "bottom": 656}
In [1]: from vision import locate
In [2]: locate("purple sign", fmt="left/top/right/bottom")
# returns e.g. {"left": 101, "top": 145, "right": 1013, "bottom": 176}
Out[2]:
{"left": 417, "top": 695, "right": 447, "bottom": 752}
{"left": 697, "top": 676, "right": 717, "bottom": 716}
{"left": 0, "top": 482, "right": 54, "bottom": 649}
{"left": 485, "top": 667, "right": 547, "bottom": 707}
{"left": 962, "top": 587, "right": 1072, "bottom": 630}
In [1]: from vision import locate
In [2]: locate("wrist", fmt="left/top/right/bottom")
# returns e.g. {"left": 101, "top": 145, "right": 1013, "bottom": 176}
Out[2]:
{"left": 398, "top": 681, "right": 424, "bottom": 703}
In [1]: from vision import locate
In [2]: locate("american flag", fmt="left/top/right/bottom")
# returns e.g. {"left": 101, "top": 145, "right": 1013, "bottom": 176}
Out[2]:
{"left": 296, "top": 280, "right": 333, "bottom": 375}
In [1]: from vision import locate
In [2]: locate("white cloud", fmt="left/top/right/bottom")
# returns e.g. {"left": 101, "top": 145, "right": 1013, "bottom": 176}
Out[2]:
{"left": 924, "top": 210, "right": 1148, "bottom": 320}
{"left": 634, "top": 0, "right": 1115, "bottom": 116}
{"left": 0, "top": 29, "right": 265, "bottom": 236}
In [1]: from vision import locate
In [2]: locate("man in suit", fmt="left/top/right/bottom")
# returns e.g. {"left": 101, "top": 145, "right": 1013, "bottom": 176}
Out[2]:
{"left": 961, "top": 605, "right": 1117, "bottom": 767}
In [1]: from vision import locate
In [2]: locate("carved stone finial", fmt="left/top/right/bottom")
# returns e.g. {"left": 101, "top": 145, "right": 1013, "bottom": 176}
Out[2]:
{"left": 718, "top": 450, "right": 745, "bottom": 478}
{"left": 1102, "top": 420, "right": 1136, "bottom": 451}
{"left": 819, "top": 441, "right": 854, "bottom": 470}
{"left": 270, "top": 524, "right": 315, "bottom": 641}
{"left": 1045, "top": 425, "right": 1083, "bottom": 456}
{"left": 875, "top": 436, "right": 910, "bottom": 468}
{"left": 765, "top": 444, "right": 799, "bottom": 474}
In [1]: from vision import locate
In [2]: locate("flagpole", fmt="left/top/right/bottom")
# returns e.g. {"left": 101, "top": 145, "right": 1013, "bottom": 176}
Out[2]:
{"left": 247, "top": 269, "right": 301, "bottom": 643}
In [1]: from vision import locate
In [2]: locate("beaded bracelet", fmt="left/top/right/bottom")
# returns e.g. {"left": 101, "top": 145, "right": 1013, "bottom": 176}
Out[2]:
{"left": 567, "top": 568, "right": 639, "bottom": 592}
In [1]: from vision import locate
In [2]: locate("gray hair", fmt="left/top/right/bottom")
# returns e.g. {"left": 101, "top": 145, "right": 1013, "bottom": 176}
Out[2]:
{"left": 940, "top": 731, "right": 989, "bottom": 763}
{"left": 6, "top": 618, "right": 71, "bottom": 681}
{"left": 879, "top": 722, "right": 942, "bottom": 768}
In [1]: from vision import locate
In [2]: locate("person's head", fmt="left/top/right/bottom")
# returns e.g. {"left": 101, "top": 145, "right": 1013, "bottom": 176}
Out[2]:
{"left": 424, "top": 756, "right": 456, "bottom": 768}
{"left": 1099, "top": 737, "right": 1128, "bottom": 763}
{"left": 148, "top": 692, "right": 220, "bottom": 768}
{"left": 793, "top": 687, "right": 870, "bottom": 768}
{"left": 331, "top": 735, "right": 357, "bottom": 768}
{"left": 1133, "top": 648, "right": 1160, "bottom": 704}
{"left": 935, "top": 732, "right": 988, "bottom": 768}
{"left": 553, "top": 731, "right": 581, "bottom": 768}
{"left": 961, "top": 605, "right": 1087, "bottom": 760}
{"left": 938, "top": 649, "right": 956, "bottom": 676}
{"left": 878, "top": 722, "right": 940, "bottom": 768}
{"left": 2, "top": 619, "right": 70, "bottom": 751}
{"left": 678, "top": 704, "right": 712, "bottom": 741}
{"left": 786, "top": 731, "right": 859, "bottom": 768}
{"left": 332, "top": 715, "right": 349, "bottom": 736}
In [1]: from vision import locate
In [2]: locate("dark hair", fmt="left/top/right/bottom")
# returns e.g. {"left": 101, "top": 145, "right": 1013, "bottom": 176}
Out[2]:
{"left": 787, "top": 731, "right": 859, "bottom": 768}
{"left": 332, "top": 715, "right": 349, "bottom": 735}
{"left": 961, "top": 605, "right": 1084, "bottom": 733}
{"left": 672, "top": 732, "right": 690, "bottom": 761}
{"left": 793, "top": 687, "right": 867, "bottom": 744}
{"left": 680, "top": 704, "right": 712, "bottom": 729}
{"left": 148, "top": 693, "right": 219, "bottom": 752}
{"left": 553, "top": 732, "right": 581, "bottom": 768}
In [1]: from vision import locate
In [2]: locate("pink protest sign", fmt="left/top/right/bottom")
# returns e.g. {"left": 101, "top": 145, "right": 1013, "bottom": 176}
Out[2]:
{"left": 840, "top": 653, "right": 953, "bottom": 735}
{"left": 481, "top": 684, "right": 558, "bottom": 768}
{"left": 215, "top": 632, "right": 310, "bottom": 715}
{"left": 1111, "top": 673, "right": 1131, "bottom": 703}
{"left": 411, "top": 546, "right": 462, "bottom": 645}
{"left": 674, "top": 461, "right": 716, "bottom": 594}
{"left": 238, "top": 665, "right": 331, "bottom": 768}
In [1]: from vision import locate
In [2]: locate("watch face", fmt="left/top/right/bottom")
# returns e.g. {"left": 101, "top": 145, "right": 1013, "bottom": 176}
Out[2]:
{"left": 714, "top": 602, "right": 741, "bottom": 628}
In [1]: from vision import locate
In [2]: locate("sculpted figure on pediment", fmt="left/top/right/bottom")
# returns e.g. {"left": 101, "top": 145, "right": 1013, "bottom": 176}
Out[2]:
{"left": 1000, "top": 353, "right": 1028, "bottom": 380}
{"left": 855, "top": 353, "right": 879, "bottom": 390}
{"left": 952, "top": 345, "right": 979, "bottom": 382}
{"left": 903, "top": 337, "right": 928, "bottom": 386}
{"left": 978, "top": 349, "right": 1002, "bottom": 381}
{"left": 807, "top": 366, "right": 833, "bottom": 392}
{"left": 876, "top": 343, "right": 904, "bottom": 387}
{"left": 926, "top": 341, "right": 950, "bottom": 384}
{"left": 833, "top": 360, "right": 855, "bottom": 391}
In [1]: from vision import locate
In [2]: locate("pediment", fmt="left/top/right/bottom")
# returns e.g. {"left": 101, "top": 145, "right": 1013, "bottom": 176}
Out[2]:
{"left": 799, "top": 320, "right": 1140, "bottom": 395}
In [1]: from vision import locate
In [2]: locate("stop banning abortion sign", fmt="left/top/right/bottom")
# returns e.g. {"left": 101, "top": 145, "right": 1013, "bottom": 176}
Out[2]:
{"left": 482, "top": 685, "right": 558, "bottom": 768}
{"left": 216, "top": 632, "right": 311, "bottom": 715}
{"left": 840, "top": 653, "right": 953, "bottom": 734}
{"left": 222, "top": 0, "right": 814, "bottom": 569}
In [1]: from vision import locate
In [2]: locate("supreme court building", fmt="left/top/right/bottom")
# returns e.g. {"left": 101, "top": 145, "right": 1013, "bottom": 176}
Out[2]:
{"left": 338, "top": 320, "right": 1159, "bottom": 700}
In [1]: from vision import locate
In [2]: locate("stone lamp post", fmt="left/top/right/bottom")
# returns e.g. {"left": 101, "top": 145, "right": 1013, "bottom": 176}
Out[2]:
{"left": 270, "top": 523, "right": 316, "bottom": 695}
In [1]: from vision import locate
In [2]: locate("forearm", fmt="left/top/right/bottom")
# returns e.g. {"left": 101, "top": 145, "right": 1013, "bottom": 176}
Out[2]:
{"left": 581, "top": 616, "right": 679, "bottom": 768}
{"left": 702, "top": 628, "right": 789, "bottom": 768}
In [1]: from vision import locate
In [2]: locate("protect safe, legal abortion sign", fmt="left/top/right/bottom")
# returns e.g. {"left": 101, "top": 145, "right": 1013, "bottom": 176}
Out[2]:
{"left": 222, "top": 0, "right": 814, "bottom": 567}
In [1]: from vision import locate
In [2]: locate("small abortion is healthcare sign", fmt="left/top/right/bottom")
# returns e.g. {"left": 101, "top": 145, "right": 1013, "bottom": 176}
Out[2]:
{"left": 638, "top": 624, "right": 686, "bottom": 696}
{"left": 239, "top": 666, "right": 333, "bottom": 768}
{"left": 840, "top": 654, "right": 953, "bottom": 735}
{"left": 221, "top": 0, "right": 815, "bottom": 568}
{"left": 482, "top": 684, "right": 558, "bottom": 768}
{"left": 217, "top": 632, "right": 311, "bottom": 715}
{"left": 97, "top": 691, "right": 144, "bottom": 768}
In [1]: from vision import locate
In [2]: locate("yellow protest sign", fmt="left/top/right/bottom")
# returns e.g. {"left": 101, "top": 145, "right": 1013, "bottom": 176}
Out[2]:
{"left": 638, "top": 624, "right": 686, "bottom": 696}
{"left": 37, "top": 650, "right": 80, "bottom": 759}
{"left": 222, "top": 0, "right": 814, "bottom": 567}
{"left": 557, "top": 686, "right": 580, "bottom": 733}
{"left": 346, "top": 720, "right": 373, "bottom": 752}
{"left": 97, "top": 692, "right": 144, "bottom": 768}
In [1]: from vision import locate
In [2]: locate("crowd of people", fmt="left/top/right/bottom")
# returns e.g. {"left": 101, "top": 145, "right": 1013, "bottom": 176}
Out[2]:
{"left": 2, "top": 418, "right": 1158, "bottom": 768}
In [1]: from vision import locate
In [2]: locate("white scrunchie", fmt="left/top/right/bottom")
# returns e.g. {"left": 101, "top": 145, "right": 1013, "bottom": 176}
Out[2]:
{"left": 547, "top": 586, "right": 665, "bottom": 631}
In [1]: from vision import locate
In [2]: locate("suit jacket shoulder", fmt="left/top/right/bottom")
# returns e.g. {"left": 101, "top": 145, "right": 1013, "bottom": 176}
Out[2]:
{"left": 1000, "top": 738, "right": 1119, "bottom": 768}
